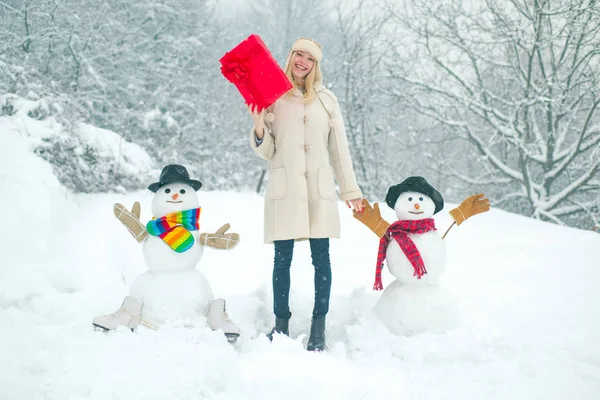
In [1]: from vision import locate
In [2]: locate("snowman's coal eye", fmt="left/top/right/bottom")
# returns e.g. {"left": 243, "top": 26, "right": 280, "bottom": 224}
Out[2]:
{"left": 180, "top": 189, "right": 186, "bottom": 194}
{"left": 165, "top": 188, "right": 171, "bottom": 194}
{"left": 419, "top": 197, "right": 424, "bottom": 201}
{"left": 408, "top": 197, "right": 413, "bottom": 201}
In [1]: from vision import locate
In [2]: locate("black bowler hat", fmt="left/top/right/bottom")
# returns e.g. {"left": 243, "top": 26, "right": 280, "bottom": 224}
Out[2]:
{"left": 385, "top": 176, "right": 444, "bottom": 214}
{"left": 148, "top": 164, "right": 203, "bottom": 193}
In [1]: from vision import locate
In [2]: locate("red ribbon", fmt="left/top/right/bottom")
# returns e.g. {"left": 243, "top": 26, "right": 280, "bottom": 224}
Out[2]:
{"left": 222, "top": 61, "right": 248, "bottom": 82}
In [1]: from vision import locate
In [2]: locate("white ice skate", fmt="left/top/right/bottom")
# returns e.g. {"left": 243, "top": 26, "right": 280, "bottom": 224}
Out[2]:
{"left": 206, "top": 298, "right": 240, "bottom": 343}
{"left": 92, "top": 296, "right": 143, "bottom": 331}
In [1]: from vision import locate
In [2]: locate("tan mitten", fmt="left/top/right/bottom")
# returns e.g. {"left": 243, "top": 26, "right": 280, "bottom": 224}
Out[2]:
{"left": 449, "top": 193, "right": 491, "bottom": 226}
{"left": 113, "top": 202, "right": 148, "bottom": 243}
{"left": 352, "top": 199, "right": 390, "bottom": 238}
{"left": 199, "top": 223, "right": 240, "bottom": 250}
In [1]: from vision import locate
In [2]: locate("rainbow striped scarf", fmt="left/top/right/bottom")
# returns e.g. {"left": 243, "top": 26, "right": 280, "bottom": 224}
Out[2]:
{"left": 146, "top": 208, "right": 201, "bottom": 253}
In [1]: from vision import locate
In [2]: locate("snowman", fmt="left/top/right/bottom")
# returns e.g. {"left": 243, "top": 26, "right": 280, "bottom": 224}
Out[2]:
{"left": 93, "top": 164, "right": 241, "bottom": 342}
{"left": 353, "top": 176, "right": 490, "bottom": 335}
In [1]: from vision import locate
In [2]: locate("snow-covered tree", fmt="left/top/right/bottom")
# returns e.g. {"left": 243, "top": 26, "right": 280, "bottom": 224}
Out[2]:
{"left": 324, "top": 0, "right": 397, "bottom": 198}
{"left": 387, "top": 0, "right": 600, "bottom": 229}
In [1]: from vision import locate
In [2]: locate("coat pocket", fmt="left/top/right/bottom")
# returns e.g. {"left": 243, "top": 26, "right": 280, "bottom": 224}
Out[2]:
{"left": 317, "top": 167, "right": 336, "bottom": 200}
{"left": 267, "top": 167, "right": 286, "bottom": 199}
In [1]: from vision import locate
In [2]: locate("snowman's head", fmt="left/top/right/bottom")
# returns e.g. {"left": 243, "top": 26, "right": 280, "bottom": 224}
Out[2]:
{"left": 147, "top": 165, "right": 202, "bottom": 217}
{"left": 394, "top": 191, "right": 436, "bottom": 220}
{"left": 151, "top": 182, "right": 200, "bottom": 217}
{"left": 386, "top": 176, "right": 444, "bottom": 221}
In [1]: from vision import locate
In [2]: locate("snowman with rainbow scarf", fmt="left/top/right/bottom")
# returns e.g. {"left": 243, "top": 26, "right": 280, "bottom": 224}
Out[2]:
{"left": 93, "top": 164, "right": 241, "bottom": 342}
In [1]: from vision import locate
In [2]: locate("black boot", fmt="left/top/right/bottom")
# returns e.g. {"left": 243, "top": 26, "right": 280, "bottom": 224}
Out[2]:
{"left": 306, "top": 316, "right": 326, "bottom": 352}
{"left": 266, "top": 317, "right": 289, "bottom": 341}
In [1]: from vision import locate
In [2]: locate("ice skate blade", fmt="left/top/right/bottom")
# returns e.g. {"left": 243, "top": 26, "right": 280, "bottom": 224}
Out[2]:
{"left": 92, "top": 323, "right": 110, "bottom": 331}
{"left": 92, "top": 323, "right": 135, "bottom": 332}
{"left": 226, "top": 333, "right": 240, "bottom": 343}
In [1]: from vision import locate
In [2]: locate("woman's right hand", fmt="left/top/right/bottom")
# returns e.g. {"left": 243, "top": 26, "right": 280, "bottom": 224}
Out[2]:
{"left": 247, "top": 104, "right": 265, "bottom": 139}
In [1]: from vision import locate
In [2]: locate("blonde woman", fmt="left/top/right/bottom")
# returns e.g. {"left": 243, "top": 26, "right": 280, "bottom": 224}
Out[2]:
{"left": 248, "top": 38, "right": 363, "bottom": 352}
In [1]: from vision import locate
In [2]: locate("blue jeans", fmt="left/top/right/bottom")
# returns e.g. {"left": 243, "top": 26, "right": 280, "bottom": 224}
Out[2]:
{"left": 272, "top": 238, "right": 332, "bottom": 319}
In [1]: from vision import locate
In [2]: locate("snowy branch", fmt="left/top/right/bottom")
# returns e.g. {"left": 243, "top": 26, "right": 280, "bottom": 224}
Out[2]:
{"left": 386, "top": 0, "right": 600, "bottom": 228}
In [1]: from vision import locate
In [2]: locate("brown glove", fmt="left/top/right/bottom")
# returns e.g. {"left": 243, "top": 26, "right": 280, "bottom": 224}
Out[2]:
{"left": 449, "top": 193, "right": 491, "bottom": 226}
{"left": 199, "top": 223, "right": 240, "bottom": 250}
{"left": 352, "top": 199, "right": 390, "bottom": 238}
{"left": 113, "top": 202, "right": 148, "bottom": 242}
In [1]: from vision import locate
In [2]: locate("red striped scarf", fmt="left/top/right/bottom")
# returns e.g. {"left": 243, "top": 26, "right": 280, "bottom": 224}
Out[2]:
{"left": 146, "top": 208, "right": 201, "bottom": 253}
{"left": 374, "top": 219, "right": 436, "bottom": 290}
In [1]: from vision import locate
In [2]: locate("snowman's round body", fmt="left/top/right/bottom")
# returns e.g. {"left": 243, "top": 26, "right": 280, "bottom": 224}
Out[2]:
{"left": 374, "top": 190, "right": 460, "bottom": 335}
{"left": 128, "top": 182, "right": 214, "bottom": 328}
{"left": 385, "top": 231, "right": 446, "bottom": 285}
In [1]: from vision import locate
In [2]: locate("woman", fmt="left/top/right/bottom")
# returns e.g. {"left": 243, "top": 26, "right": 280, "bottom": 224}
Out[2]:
{"left": 248, "top": 37, "right": 363, "bottom": 352}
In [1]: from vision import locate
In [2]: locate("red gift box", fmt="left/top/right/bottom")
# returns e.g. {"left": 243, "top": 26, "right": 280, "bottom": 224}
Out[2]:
{"left": 220, "top": 34, "right": 293, "bottom": 111}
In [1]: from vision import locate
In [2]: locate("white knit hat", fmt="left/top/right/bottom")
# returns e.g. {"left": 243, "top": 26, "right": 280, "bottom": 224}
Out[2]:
{"left": 290, "top": 37, "right": 323, "bottom": 62}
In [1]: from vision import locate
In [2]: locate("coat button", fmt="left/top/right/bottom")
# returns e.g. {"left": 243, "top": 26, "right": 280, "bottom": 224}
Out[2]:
{"left": 305, "top": 172, "right": 309, "bottom": 178}
{"left": 304, "top": 144, "right": 309, "bottom": 152}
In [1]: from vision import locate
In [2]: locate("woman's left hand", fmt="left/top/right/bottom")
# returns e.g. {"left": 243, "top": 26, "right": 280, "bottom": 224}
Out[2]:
{"left": 345, "top": 198, "right": 364, "bottom": 213}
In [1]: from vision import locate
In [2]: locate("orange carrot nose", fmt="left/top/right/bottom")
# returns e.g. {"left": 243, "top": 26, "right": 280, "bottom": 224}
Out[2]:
{"left": 172, "top": 193, "right": 179, "bottom": 200}
{"left": 414, "top": 203, "right": 420, "bottom": 210}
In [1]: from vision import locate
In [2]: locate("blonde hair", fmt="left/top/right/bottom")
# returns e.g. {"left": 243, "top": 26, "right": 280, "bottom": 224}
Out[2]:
{"left": 283, "top": 45, "right": 323, "bottom": 104}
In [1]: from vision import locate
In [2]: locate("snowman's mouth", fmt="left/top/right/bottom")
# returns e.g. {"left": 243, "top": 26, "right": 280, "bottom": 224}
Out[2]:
{"left": 167, "top": 200, "right": 183, "bottom": 203}
{"left": 409, "top": 211, "right": 423, "bottom": 214}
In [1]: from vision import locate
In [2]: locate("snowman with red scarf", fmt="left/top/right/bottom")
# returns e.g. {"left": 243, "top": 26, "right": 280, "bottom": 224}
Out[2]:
{"left": 353, "top": 176, "right": 490, "bottom": 335}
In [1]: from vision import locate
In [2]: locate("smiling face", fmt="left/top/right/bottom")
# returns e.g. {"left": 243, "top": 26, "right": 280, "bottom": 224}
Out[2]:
{"left": 151, "top": 182, "right": 199, "bottom": 217}
{"left": 291, "top": 50, "right": 315, "bottom": 82}
{"left": 394, "top": 191, "right": 436, "bottom": 221}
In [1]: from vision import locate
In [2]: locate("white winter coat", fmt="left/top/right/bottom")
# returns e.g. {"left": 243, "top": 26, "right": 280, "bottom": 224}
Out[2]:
{"left": 250, "top": 82, "right": 362, "bottom": 243}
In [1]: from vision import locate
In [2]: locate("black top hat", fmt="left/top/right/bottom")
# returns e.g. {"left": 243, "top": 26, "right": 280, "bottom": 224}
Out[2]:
{"left": 148, "top": 164, "right": 203, "bottom": 193}
{"left": 385, "top": 176, "right": 444, "bottom": 214}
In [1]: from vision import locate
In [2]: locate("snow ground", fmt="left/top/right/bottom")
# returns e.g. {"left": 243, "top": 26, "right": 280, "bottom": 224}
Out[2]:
{"left": 1, "top": 111, "right": 600, "bottom": 400}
